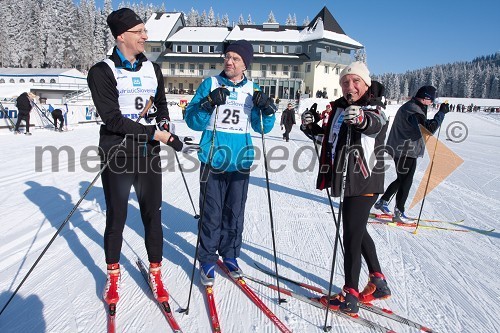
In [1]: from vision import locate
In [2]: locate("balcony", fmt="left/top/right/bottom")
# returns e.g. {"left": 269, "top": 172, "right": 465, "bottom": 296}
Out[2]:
{"left": 312, "top": 52, "right": 352, "bottom": 65}
{"left": 247, "top": 70, "right": 304, "bottom": 80}
{"left": 161, "top": 68, "right": 219, "bottom": 78}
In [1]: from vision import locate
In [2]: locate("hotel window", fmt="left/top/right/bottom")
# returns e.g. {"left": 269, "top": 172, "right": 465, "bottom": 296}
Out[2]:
{"left": 176, "top": 45, "right": 181, "bottom": 52}
{"left": 324, "top": 65, "right": 329, "bottom": 74}
{"left": 0, "top": 79, "right": 4, "bottom": 83}
{"left": 307, "top": 44, "right": 311, "bottom": 53}
{"left": 210, "top": 64, "right": 216, "bottom": 70}
{"left": 209, "top": 45, "right": 215, "bottom": 53}
{"left": 189, "top": 63, "right": 195, "bottom": 73}
{"left": 188, "top": 45, "right": 193, "bottom": 53}
{"left": 283, "top": 46, "right": 289, "bottom": 54}
{"left": 336, "top": 67, "right": 340, "bottom": 75}
{"left": 198, "top": 64, "right": 204, "bottom": 75}
{"left": 50, "top": 79, "right": 56, "bottom": 83}
{"left": 20, "top": 79, "right": 25, "bottom": 83}
{"left": 170, "top": 63, "right": 175, "bottom": 74}
{"left": 325, "top": 46, "right": 330, "bottom": 53}
{"left": 198, "top": 45, "right": 203, "bottom": 53}
{"left": 179, "top": 63, "right": 185, "bottom": 73}
{"left": 39, "top": 79, "right": 45, "bottom": 83}
{"left": 151, "top": 46, "right": 161, "bottom": 52}
{"left": 271, "top": 45, "right": 277, "bottom": 53}
{"left": 334, "top": 89, "right": 338, "bottom": 97}
{"left": 259, "top": 45, "right": 265, "bottom": 53}
{"left": 271, "top": 65, "right": 277, "bottom": 75}
{"left": 305, "top": 63, "right": 311, "bottom": 73}
{"left": 283, "top": 65, "right": 289, "bottom": 76}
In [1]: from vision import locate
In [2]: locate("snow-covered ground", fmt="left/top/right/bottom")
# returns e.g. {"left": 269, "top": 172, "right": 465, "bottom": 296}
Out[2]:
{"left": 0, "top": 104, "right": 499, "bottom": 333}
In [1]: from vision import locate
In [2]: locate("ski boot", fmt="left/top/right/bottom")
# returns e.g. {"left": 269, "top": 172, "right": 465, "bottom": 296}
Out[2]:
{"left": 360, "top": 272, "right": 391, "bottom": 303}
{"left": 149, "top": 262, "right": 169, "bottom": 302}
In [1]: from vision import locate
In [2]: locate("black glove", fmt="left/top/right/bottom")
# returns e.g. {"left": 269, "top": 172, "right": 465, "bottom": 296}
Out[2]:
{"left": 167, "top": 133, "right": 183, "bottom": 152}
{"left": 252, "top": 91, "right": 277, "bottom": 115}
{"left": 439, "top": 103, "right": 450, "bottom": 114}
{"left": 200, "top": 87, "right": 230, "bottom": 113}
{"left": 157, "top": 118, "right": 169, "bottom": 131}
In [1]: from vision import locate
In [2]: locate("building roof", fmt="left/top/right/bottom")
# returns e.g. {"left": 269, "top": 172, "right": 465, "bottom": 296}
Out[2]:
{"left": 168, "top": 26, "right": 231, "bottom": 42}
{"left": 0, "top": 68, "right": 86, "bottom": 79}
{"left": 145, "top": 12, "right": 183, "bottom": 41}
{"left": 308, "top": 6, "right": 345, "bottom": 35}
{"left": 300, "top": 19, "right": 362, "bottom": 47}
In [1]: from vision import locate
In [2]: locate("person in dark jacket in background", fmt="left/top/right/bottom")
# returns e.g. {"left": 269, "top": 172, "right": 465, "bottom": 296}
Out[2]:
{"left": 51, "top": 108, "right": 65, "bottom": 132}
{"left": 87, "top": 7, "right": 183, "bottom": 308}
{"left": 280, "top": 103, "right": 296, "bottom": 142}
{"left": 374, "top": 86, "right": 449, "bottom": 223}
{"left": 301, "top": 61, "right": 391, "bottom": 315}
{"left": 14, "top": 92, "right": 34, "bottom": 135}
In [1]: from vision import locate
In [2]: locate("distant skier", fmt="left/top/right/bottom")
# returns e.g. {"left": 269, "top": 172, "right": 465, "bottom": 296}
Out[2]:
{"left": 14, "top": 92, "right": 34, "bottom": 135}
{"left": 51, "top": 108, "right": 65, "bottom": 132}
{"left": 374, "top": 86, "right": 450, "bottom": 223}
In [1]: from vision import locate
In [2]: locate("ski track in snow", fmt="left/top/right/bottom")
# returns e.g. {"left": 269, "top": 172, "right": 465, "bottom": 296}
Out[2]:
{"left": 0, "top": 111, "right": 499, "bottom": 332}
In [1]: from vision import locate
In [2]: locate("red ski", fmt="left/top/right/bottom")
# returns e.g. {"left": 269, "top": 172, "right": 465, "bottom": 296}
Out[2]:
{"left": 205, "top": 286, "right": 221, "bottom": 332}
{"left": 137, "top": 258, "right": 183, "bottom": 332}
{"left": 106, "top": 304, "right": 116, "bottom": 333}
{"left": 216, "top": 260, "right": 291, "bottom": 333}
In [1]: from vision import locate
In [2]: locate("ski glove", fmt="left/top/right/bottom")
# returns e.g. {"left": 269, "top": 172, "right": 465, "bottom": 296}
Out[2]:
{"left": 167, "top": 133, "right": 183, "bottom": 152}
{"left": 344, "top": 106, "right": 367, "bottom": 128}
{"left": 439, "top": 102, "right": 450, "bottom": 114}
{"left": 200, "top": 87, "right": 230, "bottom": 113}
{"left": 157, "top": 118, "right": 170, "bottom": 131}
{"left": 252, "top": 91, "right": 277, "bottom": 116}
{"left": 301, "top": 111, "right": 315, "bottom": 126}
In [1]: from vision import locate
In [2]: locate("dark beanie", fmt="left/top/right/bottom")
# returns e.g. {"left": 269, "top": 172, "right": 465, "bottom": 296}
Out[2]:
{"left": 225, "top": 40, "right": 254, "bottom": 68}
{"left": 107, "top": 8, "right": 144, "bottom": 39}
{"left": 415, "top": 85, "right": 437, "bottom": 101}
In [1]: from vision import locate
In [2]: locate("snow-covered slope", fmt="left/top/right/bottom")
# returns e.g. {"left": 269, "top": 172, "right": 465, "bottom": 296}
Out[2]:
{"left": 0, "top": 109, "right": 498, "bottom": 333}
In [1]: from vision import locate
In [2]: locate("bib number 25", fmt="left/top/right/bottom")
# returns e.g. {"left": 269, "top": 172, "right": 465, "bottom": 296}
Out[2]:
{"left": 221, "top": 108, "right": 240, "bottom": 124}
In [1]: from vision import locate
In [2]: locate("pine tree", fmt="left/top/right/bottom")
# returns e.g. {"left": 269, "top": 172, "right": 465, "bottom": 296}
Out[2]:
{"left": 267, "top": 11, "right": 276, "bottom": 23}
{"left": 207, "top": 7, "right": 216, "bottom": 27}
{"left": 238, "top": 14, "right": 245, "bottom": 25}
{"left": 246, "top": 14, "right": 253, "bottom": 25}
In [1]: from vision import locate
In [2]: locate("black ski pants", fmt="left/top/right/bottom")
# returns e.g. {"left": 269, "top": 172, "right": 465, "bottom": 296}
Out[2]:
{"left": 101, "top": 156, "right": 163, "bottom": 264}
{"left": 14, "top": 112, "right": 30, "bottom": 132}
{"left": 282, "top": 124, "right": 293, "bottom": 141}
{"left": 343, "top": 195, "right": 382, "bottom": 291}
{"left": 380, "top": 156, "right": 417, "bottom": 212}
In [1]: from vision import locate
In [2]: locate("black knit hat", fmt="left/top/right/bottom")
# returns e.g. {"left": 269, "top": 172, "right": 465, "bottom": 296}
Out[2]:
{"left": 225, "top": 40, "right": 254, "bottom": 68}
{"left": 107, "top": 8, "right": 144, "bottom": 39}
{"left": 415, "top": 85, "right": 437, "bottom": 101}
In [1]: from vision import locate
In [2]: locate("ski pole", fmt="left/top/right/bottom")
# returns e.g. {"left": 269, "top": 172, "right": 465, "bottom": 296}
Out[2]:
{"left": 174, "top": 150, "right": 200, "bottom": 219}
{"left": 0, "top": 96, "right": 155, "bottom": 318}
{"left": 259, "top": 109, "right": 286, "bottom": 304}
{"left": 180, "top": 101, "right": 221, "bottom": 315}
{"left": 323, "top": 94, "right": 353, "bottom": 332}
{"left": 168, "top": 122, "right": 200, "bottom": 219}
{"left": 413, "top": 124, "right": 442, "bottom": 235}
{"left": 310, "top": 138, "right": 344, "bottom": 255}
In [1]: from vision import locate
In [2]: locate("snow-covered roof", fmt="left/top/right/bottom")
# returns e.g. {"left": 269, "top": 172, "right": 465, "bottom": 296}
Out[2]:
{"left": 300, "top": 19, "right": 362, "bottom": 47}
{"left": 227, "top": 26, "right": 301, "bottom": 43}
{"left": 145, "top": 12, "right": 183, "bottom": 42}
{"left": 0, "top": 68, "right": 86, "bottom": 78}
{"left": 168, "top": 27, "right": 231, "bottom": 42}
{"left": 225, "top": 21, "right": 362, "bottom": 48}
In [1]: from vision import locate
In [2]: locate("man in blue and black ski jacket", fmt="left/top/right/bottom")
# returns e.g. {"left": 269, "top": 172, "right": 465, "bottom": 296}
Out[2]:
{"left": 185, "top": 40, "right": 276, "bottom": 285}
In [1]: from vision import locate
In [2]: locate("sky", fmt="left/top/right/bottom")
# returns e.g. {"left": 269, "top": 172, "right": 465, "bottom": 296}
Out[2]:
{"left": 1, "top": 99, "right": 499, "bottom": 332}
{"left": 93, "top": 0, "right": 500, "bottom": 75}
